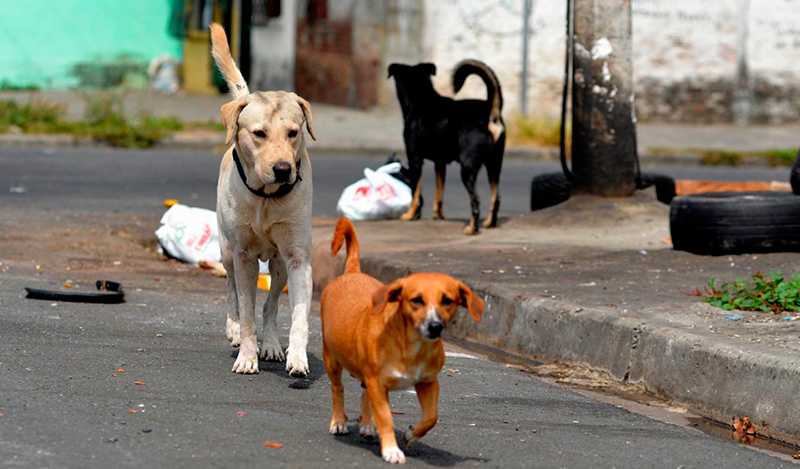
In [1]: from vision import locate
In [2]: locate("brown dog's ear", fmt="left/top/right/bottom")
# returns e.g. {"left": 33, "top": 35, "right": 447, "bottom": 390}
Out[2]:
{"left": 458, "top": 282, "right": 484, "bottom": 322}
{"left": 295, "top": 96, "right": 316, "bottom": 141}
{"left": 371, "top": 279, "right": 404, "bottom": 310}
{"left": 220, "top": 98, "right": 247, "bottom": 146}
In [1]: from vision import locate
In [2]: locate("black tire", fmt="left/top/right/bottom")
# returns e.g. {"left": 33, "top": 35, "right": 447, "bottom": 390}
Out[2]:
{"left": 670, "top": 191, "right": 800, "bottom": 255}
{"left": 530, "top": 172, "right": 572, "bottom": 211}
{"left": 790, "top": 149, "right": 800, "bottom": 195}
{"left": 637, "top": 172, "right": 676, "bottom": 204}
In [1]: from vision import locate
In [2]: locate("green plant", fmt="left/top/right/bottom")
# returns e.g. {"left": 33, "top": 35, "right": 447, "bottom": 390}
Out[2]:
{"left": 698, "top": 150, "right": 742, "bottom": 166}
{"left": 0, "top": 100, "right": 68, "bottom": 133}
{"left": 509, "top": 114, "right": 568, "bottom": 147}
{"left": 703, "top": 272, "right": 800, "bottom": 313}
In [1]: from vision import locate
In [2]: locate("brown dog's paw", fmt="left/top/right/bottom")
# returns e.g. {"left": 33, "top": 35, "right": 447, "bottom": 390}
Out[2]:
{"left": 329, "top": 420, "right": 350, "bottom": 435}
{"left": 463, "top": 224, "right": 478, "bottom": 236}
{"left": 400, "top": 210, "right": 419, "bottom": 221}
{"left": 482, "top": 216, "right": 497, "bottom": 228}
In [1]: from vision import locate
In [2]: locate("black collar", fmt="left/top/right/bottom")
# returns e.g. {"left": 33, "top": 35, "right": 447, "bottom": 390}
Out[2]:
{"left": 232, "top": 147, "right": 302, "bottom": 199}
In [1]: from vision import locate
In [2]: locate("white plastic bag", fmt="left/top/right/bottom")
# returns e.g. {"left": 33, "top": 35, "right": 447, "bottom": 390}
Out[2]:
{"left": 336, "top": 162, "right": 412, "bottom": 220}
{"left": 155, "top": 204, "right": 221, "bottom": 264}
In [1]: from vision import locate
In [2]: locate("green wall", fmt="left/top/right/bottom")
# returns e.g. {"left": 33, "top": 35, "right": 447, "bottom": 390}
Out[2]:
{"left": 0, "top": 0, "right": 183, "bottom": 89}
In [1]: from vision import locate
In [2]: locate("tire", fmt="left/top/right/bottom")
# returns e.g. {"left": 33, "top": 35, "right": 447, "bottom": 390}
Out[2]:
{"left": 530, "top": 172, "right": 572, "bottom": 211}
{"left": 670, "top": 191, "right": 800, "bottom": 255}
{"left": 790, "top": 149, "right": 800, "bottom": 195}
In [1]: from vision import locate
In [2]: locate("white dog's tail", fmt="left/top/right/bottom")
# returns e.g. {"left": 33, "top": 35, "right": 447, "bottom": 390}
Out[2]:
{"left": 209, "top": 23, "right": 249, "bottom": 99}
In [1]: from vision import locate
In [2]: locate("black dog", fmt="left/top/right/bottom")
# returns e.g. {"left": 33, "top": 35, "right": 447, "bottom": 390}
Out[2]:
{"left": 388, "top": 60, "right": 505, "bottom": 235}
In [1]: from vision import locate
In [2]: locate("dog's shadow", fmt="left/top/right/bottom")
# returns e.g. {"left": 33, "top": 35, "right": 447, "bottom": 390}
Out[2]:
{"left": 228, "top": 349, "right": 324, "bottom": 389}
{"left": 334, "top": 426, "right": 489, "bottom": 467}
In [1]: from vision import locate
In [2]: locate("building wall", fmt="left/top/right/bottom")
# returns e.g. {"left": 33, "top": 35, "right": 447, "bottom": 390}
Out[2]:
{"left": 250, "top": 0, "right": 297, "bottom": 91}
{"left": 0, "top": 0, "right": 183, "bottom": 89}
{"left": 380, "top": 0, "right": 800, "bottom": 124}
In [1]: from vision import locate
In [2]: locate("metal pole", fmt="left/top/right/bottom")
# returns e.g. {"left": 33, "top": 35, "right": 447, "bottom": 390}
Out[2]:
{"left": 520, "top": 0, "right": 532, "bottom": 116}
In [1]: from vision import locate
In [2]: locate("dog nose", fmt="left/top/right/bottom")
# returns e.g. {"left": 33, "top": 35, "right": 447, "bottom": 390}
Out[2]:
{"left": 273, "top": 161, "right": 292, "bottom": 182}
{"left": 426, "top": 321, "right": 444, "bottom": 339}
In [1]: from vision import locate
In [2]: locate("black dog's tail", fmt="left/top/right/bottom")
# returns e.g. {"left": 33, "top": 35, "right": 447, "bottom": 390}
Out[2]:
{"left": 452, "top": 59, "right": 504, "bottom": 141}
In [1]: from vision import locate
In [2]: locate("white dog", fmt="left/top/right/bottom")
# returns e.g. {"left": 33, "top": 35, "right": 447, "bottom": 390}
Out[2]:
{"left": 210, "top": 23, "right": 314, "bottom": 376}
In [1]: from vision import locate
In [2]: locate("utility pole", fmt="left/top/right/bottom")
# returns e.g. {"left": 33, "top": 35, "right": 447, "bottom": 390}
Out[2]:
{"left": 570, "top": 0, "right": 637, "bottom": 196}
{"left": 520, "top": 0, "right": 532, "bottom": 116}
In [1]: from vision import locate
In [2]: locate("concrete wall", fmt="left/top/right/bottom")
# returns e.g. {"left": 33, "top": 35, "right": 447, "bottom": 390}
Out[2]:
{"left": 380, "top": 0, "right": 800, "bottom": 124}
{"left": 0, "top": 0, "right": 182, "bottom": 89}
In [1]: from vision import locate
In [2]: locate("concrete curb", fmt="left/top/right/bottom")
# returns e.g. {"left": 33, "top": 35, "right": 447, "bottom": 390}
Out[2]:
{"left": 359, "top": 255, "right": 800, "bottom": 443}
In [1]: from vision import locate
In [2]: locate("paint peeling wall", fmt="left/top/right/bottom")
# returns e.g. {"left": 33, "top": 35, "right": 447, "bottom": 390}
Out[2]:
{"left": 382, "top": 0, "right": 800, "bottom": 124}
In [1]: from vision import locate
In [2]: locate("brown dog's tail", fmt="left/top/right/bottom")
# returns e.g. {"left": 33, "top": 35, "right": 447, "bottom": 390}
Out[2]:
{"left": 331, "top": 217, "right": 361, "bottom": 274}
{"left": 209, "top": 23, "right": 249, "bottom": 99}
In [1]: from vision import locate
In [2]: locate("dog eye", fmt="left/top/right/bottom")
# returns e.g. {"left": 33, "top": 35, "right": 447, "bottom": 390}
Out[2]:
{"left": 288, "top": 129, "right": 298, "bottom": 139}
{"left": 253, "top": 130, "right": 267, "bottom": 139}
{"left": 411, "top": 296, "right": 424, "bottom": 306}
{"left": 441, "top": 296, "right": 453, "bottom": 306}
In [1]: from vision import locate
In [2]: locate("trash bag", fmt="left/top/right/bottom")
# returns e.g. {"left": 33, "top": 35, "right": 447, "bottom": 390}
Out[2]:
{"left": 155, "top": 204, "right": 221, "bottom": 264}
{"left": 336, "top": 162, "right": 412, "bottom": 220}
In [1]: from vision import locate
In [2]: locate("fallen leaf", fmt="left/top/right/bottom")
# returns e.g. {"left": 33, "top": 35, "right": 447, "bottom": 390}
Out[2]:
{"left": 263, "top": 440, "right": 283, "bottom": 449}
{"left": 390, "top": 410, "right": 404, "bottom": 415}
{"left": 732, "top": 416, "right": 757, "bottom": 444}
{"left": 63, "top": 280, "right": 74, "bottom": 289}
{"left": 133, "top": 380, "right": 145, "bottom": 386}
{"left": 116, "top": 367, "right": 126, "bottom": 373}
{"left": 792, "top": 451, "right": 800, "bottom": 460}
{"left": 236, "top": 410, "right": 248, "bottom": 417}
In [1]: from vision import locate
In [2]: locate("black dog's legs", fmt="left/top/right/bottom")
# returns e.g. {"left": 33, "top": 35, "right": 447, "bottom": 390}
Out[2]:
{"left": 460, "top": 163, "right": 480, "bottom": 235}
{"left": 401, "top": 159, "right": 423, "bottom": 221}
{"left": 483, "top": 152, "right": 502, "bottom": 228}
{"left": 433, "top": 162, "right": 446, "bottom": 220}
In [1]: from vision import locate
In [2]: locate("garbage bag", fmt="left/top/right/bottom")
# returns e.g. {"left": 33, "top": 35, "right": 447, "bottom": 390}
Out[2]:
{"left": 336, "top": 162, "right": 412, "bottom": 220}
{"left": 155, "top": 204, "right": 221, "bottom": 264}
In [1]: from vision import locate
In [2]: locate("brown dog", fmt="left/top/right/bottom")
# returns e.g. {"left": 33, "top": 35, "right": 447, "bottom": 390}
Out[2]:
{"left": 320, "top": 218, "right": 485, "bottom": 464}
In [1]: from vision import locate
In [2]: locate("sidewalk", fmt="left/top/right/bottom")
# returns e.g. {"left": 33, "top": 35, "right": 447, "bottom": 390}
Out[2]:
{"left": 1, "top": 90, "right": 797, "bottom": 162}
{"left": 309, "top": 192, "right": 800, "bottom": 444}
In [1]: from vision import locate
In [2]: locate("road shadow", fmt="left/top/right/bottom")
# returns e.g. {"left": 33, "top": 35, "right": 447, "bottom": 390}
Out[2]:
{"left": 227, "top": 349, "right": 325, "bottom": 389}
{"left": 333, "top": 425, "right": 489, "bottom": 467}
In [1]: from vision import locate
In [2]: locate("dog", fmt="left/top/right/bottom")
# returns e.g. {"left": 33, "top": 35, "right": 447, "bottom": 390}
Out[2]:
{"left": 388, "top": 60, "right": 506, "bottom": 235}
{"left": 320, "top": 218, "right": 485, "bottom": 463}
{"left": 210, "top": 23, "right": 314, "bottom": 376}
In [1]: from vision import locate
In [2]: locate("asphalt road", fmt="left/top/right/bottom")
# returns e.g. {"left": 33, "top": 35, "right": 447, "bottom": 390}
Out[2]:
{"left": 0, "top": 146, "right": 791, "bottom": 217}
{"left": 0, "top": 147, "right": 794, "bottom": 467}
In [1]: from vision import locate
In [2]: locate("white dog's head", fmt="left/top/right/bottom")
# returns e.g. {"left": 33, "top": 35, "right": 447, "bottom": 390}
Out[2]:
{"left": 221, "top": 91, "right": 315, "bottom": 186}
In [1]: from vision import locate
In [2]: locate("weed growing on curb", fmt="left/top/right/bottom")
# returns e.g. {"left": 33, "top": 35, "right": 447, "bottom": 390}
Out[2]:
{"left": 703, "top": 272, "right": 800, "bottom": 313}
{"left": 0, "top": 96, "right": 187, "bottom": 148}
{"left": 508, "top": 114, "right": 569, "bottom": 148}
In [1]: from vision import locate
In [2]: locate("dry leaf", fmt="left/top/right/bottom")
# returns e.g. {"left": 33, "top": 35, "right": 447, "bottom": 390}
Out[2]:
{"left": 792, "top": 451, "right": 800, "bottom": 460}
{"left": 236, "top": 410, "right": 248, "bottom": 417}
{"left": 390, "top": 410, "right": 404, "bottom": 415}
{"left": 263, "top": 440, "right": 283, "bottom": 449}
{"left": 731, "top": 416, "right": 757, "bottom": 444}
{"left": 133, "top": 379, "right": 145, "bottom": 386}
{"left": 116, "top": 367, "right": 126, "bottom": 373}
{"left": 63, "top": 280, "right": 74, "bottom": 289}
